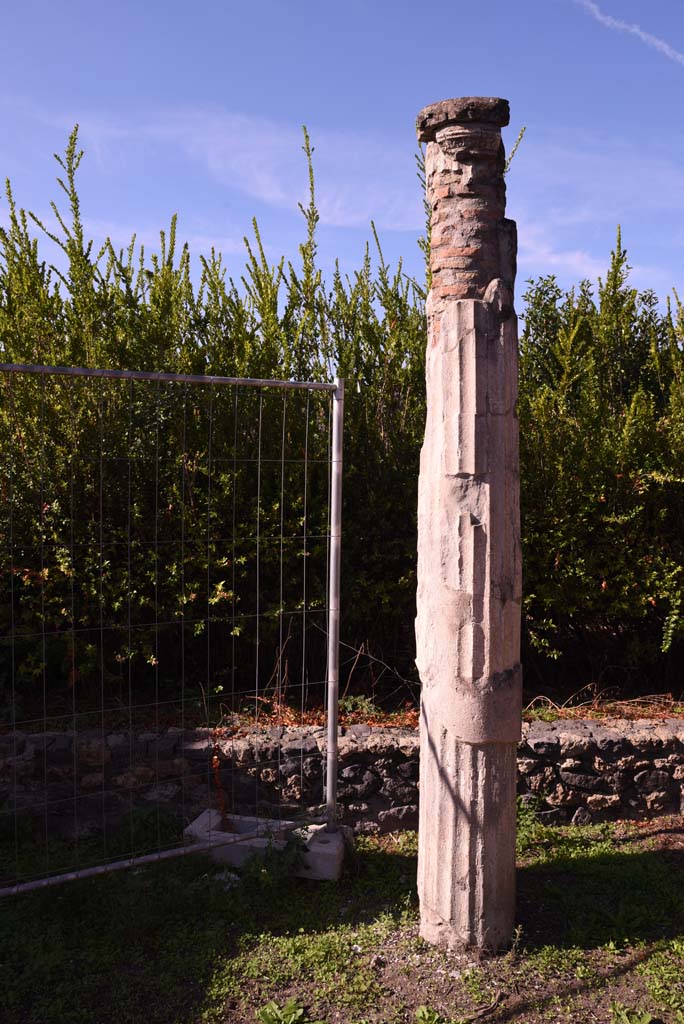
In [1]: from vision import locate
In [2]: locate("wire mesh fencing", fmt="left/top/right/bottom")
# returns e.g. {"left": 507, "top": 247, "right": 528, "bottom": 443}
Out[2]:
{"left": 0, "top": 363, "right": 343, "bottom": 894}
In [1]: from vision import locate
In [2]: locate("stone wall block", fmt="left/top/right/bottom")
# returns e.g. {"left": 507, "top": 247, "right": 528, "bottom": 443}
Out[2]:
{"left": 655, "top": 755, "right": 684, "bottom": 767}
{"left": 526, "top": 766, "right": 557, "bottom": 794}
{"left": 596, "top": 733, "right": 631, "bottom": 757}
{"left": 381, "top": 780, "right": 417, "bottom": 805}
{"left": 0, "top": 732, "right": 26, "bottom": 757}
{"left": 557, "top": 725, "right": 595, "bottom": 756}
{"left": 106, "top": 733, "right": 127, "bottom": 752}
{"left": 156, "top": 757, "right": 188, "bottom": 781}
{"left": 546, "top": 784, "right": 583, "bottom": 808}
{"left": 606, "top": 770, "right": 632, "bottom": 794}
{"left": 8, "top": 721, "right": 684, "bottom": 842}
{"left": 150, "top": 734, "right": 179, "bottom": 759}
{"left": 558, "top": 770, "right": 607, "bottom": 793}
{"left": 76, "top": 738, "right": 112, "bottom": 768}
{"left": 378, "top": 804, "right": 419, "bottom": 832}
{"left": 43, "top": 734, "right": 74, "bottom": 766}
{"left": 281, "top": 734, "right": 319, "bottom": 756}
{"left": 645, "top": 791, "right": 671, "bottom": 812}
{"left": 524, "top": 725, "right": 561, "bottom": 758}
{"left": 183, "top": 735, "right": 213, "bottom": 761}
{"left": 634, "top": 769, "right": 673, "bottom": 794}
{"left": 345, "top": 724, "right": 371, "bottom": 738}
{"left": 398, "top": 759, "right": 419, "bottom": 781}
{"left": 586, "top": 793, "right": 622, "bottom": 811}
{"left": 302, "top": 756, "right": 323, "bottom": 780}
{"left": 80, "top": 771, "right": 104, "bottom": 790}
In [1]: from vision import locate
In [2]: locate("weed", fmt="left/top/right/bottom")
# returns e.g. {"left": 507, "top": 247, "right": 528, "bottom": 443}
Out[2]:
{"left": 414, "top": 1008, "right": 443, "bottom": 1024}
{"left": 256, "top": 999, "right": 325, "bottom": 1024}
{"left": 460, "top": 967, "right": 489, "bottom": 1004}
{"left": 0, "top": 807, "right": 182, "bottom": 886}
{"left": 523, "top": 702, "right": 560, "bottom": 723}
{"left": 338, "top": 695, "right": 380, "bottom": 718}
{"left": 239, "top": 833, "right": 306, "bottom": 889}
{"left": 610, "top": 1003, "right": 656, "bottom": 1024}
{"left": 639, "top": 939, "right": 684, "bottom": 1012}
{"left": 516, "top": 796, "right": 617, "bottom": 865}
{"left": 524, "top": 945, "right": 587, "bottom": 980}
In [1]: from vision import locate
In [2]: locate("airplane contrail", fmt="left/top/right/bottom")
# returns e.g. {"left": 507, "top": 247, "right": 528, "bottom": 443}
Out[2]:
{"left": 573, "top": 0, "right": 684, "bottom": 67}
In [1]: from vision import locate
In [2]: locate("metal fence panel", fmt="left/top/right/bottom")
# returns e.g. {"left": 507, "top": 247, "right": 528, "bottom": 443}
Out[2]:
{"left": 0, "top": 364, "right": 343, "bottom": 895}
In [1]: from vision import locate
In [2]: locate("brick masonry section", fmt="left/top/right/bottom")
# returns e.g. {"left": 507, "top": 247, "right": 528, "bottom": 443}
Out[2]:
{"left": 2, "top": 719, "right": 683, "bottom": 840}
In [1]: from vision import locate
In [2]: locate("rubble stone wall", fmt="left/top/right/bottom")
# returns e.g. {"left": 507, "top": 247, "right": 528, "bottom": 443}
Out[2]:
{"left": 2, "top": 719, "right": 683, "bottom": 838}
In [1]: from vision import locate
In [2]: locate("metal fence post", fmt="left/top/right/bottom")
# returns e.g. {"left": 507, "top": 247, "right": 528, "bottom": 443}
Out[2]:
{"left": 325, "top": 377, "right": 344, "bottom": 832}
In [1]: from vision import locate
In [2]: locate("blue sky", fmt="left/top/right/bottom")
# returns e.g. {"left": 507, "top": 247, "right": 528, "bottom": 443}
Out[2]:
{"left": 1, "top": 0, "right": 683, "bottom": 307}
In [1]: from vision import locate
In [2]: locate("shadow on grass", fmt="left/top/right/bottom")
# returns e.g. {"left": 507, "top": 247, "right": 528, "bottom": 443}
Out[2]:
{"left": 1, "top": 830, "right": 683, "bottom": 1024}
{"left": 489, "top": 846, "right": 684, "bottom": 1024}
{"left": 0, "top": 837, "right": 418, "bottom": 1024}
{"left": 490, "top": 945, "right": 664, "bottom": 1024}
{"left": 518, "top": 846, "right": 684, "bottom": 949}
{"left": 0, "top": 807, "right": 184, "bottom": 889}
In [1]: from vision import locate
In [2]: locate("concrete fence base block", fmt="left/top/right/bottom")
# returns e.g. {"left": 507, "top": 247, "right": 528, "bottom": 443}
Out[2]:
{"left": 184, "top": 809, "right": 347, "bottom": 880}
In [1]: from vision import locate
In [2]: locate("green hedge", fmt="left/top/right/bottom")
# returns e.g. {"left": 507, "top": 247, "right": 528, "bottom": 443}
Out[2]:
{"left": 519, "top": 234, "right": 684, "bottom": 691}
{"left": 1, "top": 129, "right": 682, "bottom": 712}
{"left": 0, "top": 129, "right": 426, "bottom": 719}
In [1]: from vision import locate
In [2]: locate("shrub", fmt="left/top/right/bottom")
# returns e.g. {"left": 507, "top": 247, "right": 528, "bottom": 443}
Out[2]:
{"left": 1, "top": 130, "right": 682, "bottom": 708}
{"left": 519, "top": 233, "right": 684, "bottom": 689}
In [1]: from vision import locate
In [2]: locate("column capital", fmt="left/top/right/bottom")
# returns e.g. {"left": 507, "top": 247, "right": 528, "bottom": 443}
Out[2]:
{"left": 417, "top": 97, "right": 510, "bottom": 143}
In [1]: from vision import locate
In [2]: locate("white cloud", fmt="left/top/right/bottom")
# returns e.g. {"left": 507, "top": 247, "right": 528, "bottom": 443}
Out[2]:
{"left": 145, "top": 110, "right": 303, "bottom": 208}
{"left": 515, "top": 210, "right": 680, "bottom": 297}
{"left": 629, "top": 261, "right": 682, "bottom": 295}
{"left": 508, "top": 130, "right": 684, "bottom": 295}
{"left": 512, "top": 135, "right": 684, "bottom": 220}
{"left": 83, "top": 216, "right": 243, "bottom": 258}
{"left": 572, "top": 0, "right": 684, "bottom": 66}
{"left": 65, "top": 107, "right": 422, "bottom": 234}
{"left": 516, "top": 214, "right": 607, "bottom": 282}
{"left": 3, "top": 94, "right": 680, "bottom": 297}
{"left": 183, "top": 232, "right": 244, "bottom": 256}
{"left": 83, "top": 217, "right": 169, "bottom": 252}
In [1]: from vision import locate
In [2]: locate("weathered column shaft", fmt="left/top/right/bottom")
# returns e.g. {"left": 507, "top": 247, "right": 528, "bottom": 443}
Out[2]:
{"left": 415, "top": 97, "right": 522, "bottom": 951}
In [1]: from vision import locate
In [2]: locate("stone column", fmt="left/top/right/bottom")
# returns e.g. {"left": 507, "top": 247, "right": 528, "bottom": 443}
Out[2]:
{"left": 415, "top": 97, "right": 522, "bottom": 951}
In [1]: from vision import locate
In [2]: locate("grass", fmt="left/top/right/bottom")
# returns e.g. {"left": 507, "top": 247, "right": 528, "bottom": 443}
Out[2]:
{"left": 1, "top": 812, "right": 683, "bottom": 1023}
{"left": 0, "top": 807, "right": 184, "bottom": 887}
